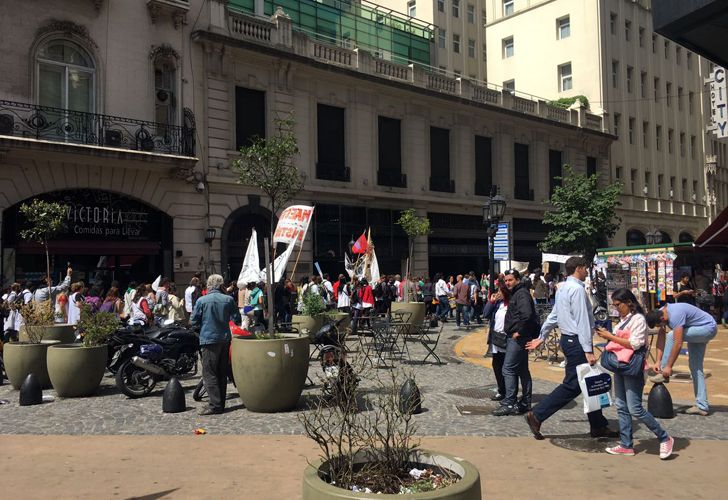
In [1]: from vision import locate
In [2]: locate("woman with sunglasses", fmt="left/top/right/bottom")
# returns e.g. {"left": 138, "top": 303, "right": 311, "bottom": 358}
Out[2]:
{"left": 595, "top": 288, "right": 674, "bottom": 459}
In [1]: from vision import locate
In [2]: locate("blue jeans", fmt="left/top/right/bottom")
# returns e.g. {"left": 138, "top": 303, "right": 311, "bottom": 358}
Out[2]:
{"left": 660, "top": 325, "right": 717, "bottom": 411}
{"left": 613, "top": 372, "right": 669, "bottom": 448}
{"left": 502, "top": 336, "right": 532, "bottom": 407}
{"left": 456, "top": 303, "right": 471, "bottom": 326}
{"left": 436, "top": 296, "right": 450, "bottom": 319}
{"left": 533, "top": 335, "right": 609, "bottom": 430}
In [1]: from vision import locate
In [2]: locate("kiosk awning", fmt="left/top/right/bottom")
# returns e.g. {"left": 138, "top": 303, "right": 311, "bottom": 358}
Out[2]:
{"left": 695, "top": 206, "right": 728, "bottom": 248}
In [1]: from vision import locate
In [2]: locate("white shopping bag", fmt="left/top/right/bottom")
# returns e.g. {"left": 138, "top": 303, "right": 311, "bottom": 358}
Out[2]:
{"left": 576, "top": 363, "right": 612, "bottom": 414}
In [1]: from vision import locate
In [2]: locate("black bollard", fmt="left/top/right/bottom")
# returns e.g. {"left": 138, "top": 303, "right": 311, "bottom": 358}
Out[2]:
{"left": 163, "top": 377, "right": 186, "bottom": 413}
{"left": 19, "top": 373, "right": 43, "bottom": 406}
{"left": 399, "top": 379, "right": 422, "bottom": 415}
{"left": 647, "top": 382, "right": 675, "bottom": 419}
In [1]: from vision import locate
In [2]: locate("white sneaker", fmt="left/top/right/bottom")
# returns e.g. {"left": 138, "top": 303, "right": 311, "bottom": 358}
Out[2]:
{"left": 659, "top": 436, "right": 674, "bottom": 460}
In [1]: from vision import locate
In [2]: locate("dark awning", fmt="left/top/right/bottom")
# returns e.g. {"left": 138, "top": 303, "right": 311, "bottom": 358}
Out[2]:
{"left": 694, "top": 205, "right": 728, "bottom": 247}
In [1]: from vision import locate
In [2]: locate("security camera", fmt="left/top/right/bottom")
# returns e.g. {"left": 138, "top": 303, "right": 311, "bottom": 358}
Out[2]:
{"left": 196, "top": 181, "right": 205, "bottom": 193}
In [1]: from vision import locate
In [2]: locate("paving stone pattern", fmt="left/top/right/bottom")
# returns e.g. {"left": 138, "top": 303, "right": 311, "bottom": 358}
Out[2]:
{"left": 1, "top": 322, "right": 726, "bottom": 440}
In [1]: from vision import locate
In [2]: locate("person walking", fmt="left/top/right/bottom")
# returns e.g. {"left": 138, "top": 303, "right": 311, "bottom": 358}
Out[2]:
{"left": 493, "top": 270, "right": 536, "bottom": 416}
{"left": 128, "top": 284, "right": 153, "bottom": 326}
{"left": 184, "top": 278, "right": 200, "bottom": 318}
{"left": 248, "top": 281, "right": 266, "bottom": 329}
{"left": 482, "top": 282, "right": 509, "bottom": 401}
{"left": 337, "top": 276, "right": 351, "bottom": 313}
{"left": 646, "top": 301, "right": 718, "bottom": 415}
{"left": 524, "top": 256, "right": 618, "bottom": 439}
{"left": 434, "top": 273, "right": 450, "bottom": 322}
{"left": 190, "top": 274, "right": 241, "bottom": 415}
{"left": 99, "top": 287, "right": 123, "bottom": 317}
{"left": 595, "top": 288, "right": 674, "bottom": 459}
{"left": 453, "top": 274, "right": 471, "bottom": 328}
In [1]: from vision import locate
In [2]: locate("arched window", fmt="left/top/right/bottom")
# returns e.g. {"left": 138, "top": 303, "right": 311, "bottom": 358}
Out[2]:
{"left": 679, "top": 231, "right": 694, "bottom": 243}
{"left": 657, "top": 230, "right": 672, "bottom": 243}
{"left": 626, "top": 229, "right": 646, "bottom": 246}
{"left": 36, "top": 40, "right": 95, "bottom": 112}
{"left": 154, "top": 56, "right": 177, "bottom": 126}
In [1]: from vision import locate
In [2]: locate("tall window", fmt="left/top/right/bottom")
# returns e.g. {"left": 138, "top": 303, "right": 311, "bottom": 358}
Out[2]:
{"left": 317, "top": 104, "right": 347, "bottom": 181}
{"left": 612, "top": 60, "right": 619, "bottom": 88}
{"left": 235, "top": 87, "right": 265, "bottom": 149}
{"left": 468, "top": 39, "right": 476, "bottom": 58}
{"left": 613, "top": 112, "right": 621, "bottom": 136}
{"left": 407, "top": 0, "right": 416, "bottom": 17}
{"left": 549, "top": 149, "right": 562, "bottom": 197}
{"left": 467, "top": 4, "right": 475, "bottom": 23}
{"left": 679, "top": 132, "right": 685, "bottom": 157}
{"left": 642, "top": 121, "right": 649, "bottom": 148}
{"left": 628, "top": 117, "right": 635, "bottom": 145}
{"left": 638, "top": 27, "right": 644, "bottom": 47}
{"left": 610, "top": 13, "right": 616, "bottom": 35}
{"left": 559, "top": 63, "right": 572, "bottom": 91}
{"left": 654, "top": 77, "right": 660, "bottom": 102}
{"left": 687, "top": 52, "right": 693, "bottom": 69}
{"left": 678, "top": 87, "right": 683, "bottom": 110}
{"left": 631, "top": 169, "right": 637, "bottom": 194}
{"left": 503, "top": 79, "right": 515, "bottom": 91}
{"left": 430, "top": 127, "right": 452, "bottom": 192}
{"left": 658, "top": 174, "right": 664, "bottom": 198}
{"left": 652, "top": 34, "right": 657, "bottom": 53}
{"left": 437, "top": 0, "right": 444, "bottom": 13}
{"left": 154, "top": 55, "right": 177, "bottom": 127}
{"left": 668, "top": 128, "right": 674, "bottom": 153}
{"left": 377, "top": 116, "right": 403, "bottom": 187}
{"left": 36, "top": 40, "right": 95, "bottom": 112}
{"left": 474, "top": 136, "right": 493, "bottom": 196}
{"left": 624, "top": 20, "right": 631, "bottom": 41}
{"left": 689, "top": 91, "right": 694, "bottom": 114}
{"left": 514, "top": 143, "right": 531, "bottom": 200}
{"left": 503, "top": 36, "right": 514, "bottom": 58}
{"left": 690, "top": 135, "right": 696, "bottom": 159}
{"left": 453, "top": 34, "right": 460, "bottom": 54}
{"left": 664, "top": 40, "right": 670, "bottom": 59}
{"left": 640, "top": 71, "right": 647, "bottom": 97}
{"left": 666, "top": 82, "right": 672, "bottom": 107}
{"left": 503, "top": 0, "right": 514, "bottom": 16}
{"left": 452, "top": 0, "right": 459, "bottom": 17}
{"left": 656, "top": 125, "right": 662, "bottom": 150}
{"left": 587, "top": 156, "right": 597, "bottom": 178}
{"left": 682, "top": 179, "right": 687, "bottom": 200}
{"left": 626, "top": 66, "right": 633, "bottom": 93}
{"left": 438, "top": 29, "right": 446, "bottom": 49}
{"left": 557, "top": 16, "right": 570, "bottom": 39}
{"left": 676, "top": 46, "right": 682, "bottom": 64}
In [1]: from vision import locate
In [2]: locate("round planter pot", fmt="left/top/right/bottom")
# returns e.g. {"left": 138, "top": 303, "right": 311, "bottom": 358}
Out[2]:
{"left": 391, "top": 302, "right": 426, "bottom": 334}
{"left": 302, "top": 449, "right": 481, "bottom": 499}
{"left": 231, "top": 334, "right": 310, "bottom": 412}
{"left": 20, "top": 324, "right": 75, "bottom": 344}
{"left": 292, "top": 315, "right": 324, "bottom": 336}
{"left": 47, "top": 344, "right": 108, "bottom": 397}
{"left": 3, "top": 340, "right": 60, "bottom": 389}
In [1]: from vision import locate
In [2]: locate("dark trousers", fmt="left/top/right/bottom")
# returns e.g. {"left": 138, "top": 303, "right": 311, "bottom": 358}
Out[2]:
{"left": 492, "top": 351, "right": 506, "bottom": 396}
{"left": 200, "top": 342, "right": 230, "bottom": 412}
{"left": 533, "top": 335, "right": 609, "bottom": 430}
{"left": 502, "top": 337, "right": 532, "bottom": 407}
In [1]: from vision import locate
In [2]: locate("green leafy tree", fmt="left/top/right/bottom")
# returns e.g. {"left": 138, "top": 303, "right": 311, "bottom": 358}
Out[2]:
{"left": 232, "top": 113, "right": 302, "bottom": 337}
{"left": 396, "top": 209, "right": 431, "bottom": 301}
{"left": 20, "top": 199, "right": 67, "bottom": 296}
{"left": 539, "top": 165, "right": 622, "bottom": 261}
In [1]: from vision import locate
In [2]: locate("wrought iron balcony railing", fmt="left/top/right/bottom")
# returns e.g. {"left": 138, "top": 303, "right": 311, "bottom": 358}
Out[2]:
{"left": 377, "top": 170, "right": 407, "bottom": 188}
{"left": 430, "top": 177, "right": 455, "bottom": 193}
{"left": 316, "top": 162, "right": 351, "bottom": 182}
{"left": 0, "top": 100, "right": 195, "bottom": 157}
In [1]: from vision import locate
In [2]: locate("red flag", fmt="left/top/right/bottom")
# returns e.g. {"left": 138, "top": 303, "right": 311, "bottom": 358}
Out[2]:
{"left": 352, "top": 232, "right": 368, "bottom": 254}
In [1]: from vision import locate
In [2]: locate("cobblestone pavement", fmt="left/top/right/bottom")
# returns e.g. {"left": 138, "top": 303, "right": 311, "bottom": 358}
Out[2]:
{"left": 1, "top": 322, "right": 726, "bottom": 440}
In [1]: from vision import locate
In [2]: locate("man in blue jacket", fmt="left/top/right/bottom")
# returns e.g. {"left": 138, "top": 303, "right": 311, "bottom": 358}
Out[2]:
{"left": 191, "top": 274, "right": 241, "bottom": 415}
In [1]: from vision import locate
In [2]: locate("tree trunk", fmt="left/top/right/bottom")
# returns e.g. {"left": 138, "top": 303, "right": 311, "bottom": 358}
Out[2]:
{"left": 45, "top": 241, "right": 51, "bottom": 300}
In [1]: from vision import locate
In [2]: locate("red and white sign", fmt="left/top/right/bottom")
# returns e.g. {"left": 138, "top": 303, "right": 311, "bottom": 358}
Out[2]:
{"left": 273, "top": 205, "right": 314, "bottom": 247}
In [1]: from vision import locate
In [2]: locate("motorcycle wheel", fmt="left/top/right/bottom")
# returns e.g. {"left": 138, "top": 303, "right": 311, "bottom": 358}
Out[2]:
{"left": 115, "top": 359, "right": 157, "bottom": 398}
{"left": 192, "top": 378, "right": 207, "bottom": 401}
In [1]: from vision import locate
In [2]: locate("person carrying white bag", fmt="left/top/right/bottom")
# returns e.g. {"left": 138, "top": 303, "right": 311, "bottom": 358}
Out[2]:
{"left": 576, "top": 363, "right": 613, "bottom": 414}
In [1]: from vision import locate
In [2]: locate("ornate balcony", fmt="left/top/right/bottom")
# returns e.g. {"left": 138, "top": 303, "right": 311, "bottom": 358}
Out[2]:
{"left": 0, "top": 100, "right": 195, "bottom": 157}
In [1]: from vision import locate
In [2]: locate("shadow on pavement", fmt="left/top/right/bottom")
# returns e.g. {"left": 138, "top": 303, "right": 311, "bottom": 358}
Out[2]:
{"left": 125, "top": 488, "right": 179, "bottom": 500}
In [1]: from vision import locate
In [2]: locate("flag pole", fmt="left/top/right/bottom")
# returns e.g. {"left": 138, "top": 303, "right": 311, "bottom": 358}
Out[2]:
{"left": 289, "top": 227, "right": 304, "bottom": 281}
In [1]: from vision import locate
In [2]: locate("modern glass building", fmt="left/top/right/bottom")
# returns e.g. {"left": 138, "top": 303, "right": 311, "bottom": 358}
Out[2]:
{"left": 230, "top": 0, "right": 433, "bottom": 65}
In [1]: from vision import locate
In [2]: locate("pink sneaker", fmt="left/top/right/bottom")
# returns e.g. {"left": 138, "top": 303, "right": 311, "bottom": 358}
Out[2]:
{"left": 605, "top": 445, "right": 635, "bottom": 456}
{"left": 659, "top": 436, "right": 674, "bottom": 460}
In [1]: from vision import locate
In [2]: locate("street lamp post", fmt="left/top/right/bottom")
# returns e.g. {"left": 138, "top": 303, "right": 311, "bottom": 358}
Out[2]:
{"left": 483, "top": 186, "right": 507, "bottom": 297}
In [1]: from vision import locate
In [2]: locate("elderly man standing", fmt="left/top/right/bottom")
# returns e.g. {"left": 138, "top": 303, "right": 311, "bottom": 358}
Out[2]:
{"left": 190, "top": 274, "right": 241, "bottom": 415}
{"left": 525, "top": 257, "right": 618, "bottom": 439}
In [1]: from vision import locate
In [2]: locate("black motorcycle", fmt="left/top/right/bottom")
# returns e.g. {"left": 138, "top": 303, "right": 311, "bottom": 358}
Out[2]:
{"left": 313, "top": 316, "right": 358, "bottom": 407}
{"left": 112, "top": 324, "right": 199, "bottom": 398}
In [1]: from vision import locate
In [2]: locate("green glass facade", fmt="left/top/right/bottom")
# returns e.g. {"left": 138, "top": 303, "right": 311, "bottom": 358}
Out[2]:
{"left": 229, "top": 0, "right": 432, "bottom": 66}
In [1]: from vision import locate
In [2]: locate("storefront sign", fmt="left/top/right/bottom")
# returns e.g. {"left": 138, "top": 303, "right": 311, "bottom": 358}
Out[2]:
{"left": 273, "top": 205, "right": 314, "bottom": 246}
{"left": 708, "top": 66, "right": 728, "bottom": 138}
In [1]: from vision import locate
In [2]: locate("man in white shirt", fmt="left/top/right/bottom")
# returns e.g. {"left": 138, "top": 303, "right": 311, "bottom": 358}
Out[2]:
{"left": 393, "top": 274, "right": 402, "bottom": 302}
{"left": 184, "top": 277, "right": 200, "bottom": 316}
{"left": 434, "top": 273, "right": 450, "bottom": 321}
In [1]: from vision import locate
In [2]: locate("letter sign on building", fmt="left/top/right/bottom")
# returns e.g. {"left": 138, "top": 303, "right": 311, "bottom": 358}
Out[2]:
{"left": 708, "top": 67, "right": 728, "bottom": 138}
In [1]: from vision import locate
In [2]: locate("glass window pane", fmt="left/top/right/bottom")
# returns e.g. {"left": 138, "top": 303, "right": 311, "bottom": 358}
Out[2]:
{"left": 67, "top": 69, "right": 93, "bottom": 112}
{"left": 38, "top": 64, "right": 64, "bottom": 108}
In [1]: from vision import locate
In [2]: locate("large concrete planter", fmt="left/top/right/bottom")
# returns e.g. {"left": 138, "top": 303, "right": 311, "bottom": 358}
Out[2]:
{"left": 391, "top": 302, "right": 426, "bottom": 334}
{"left": 47, "top": 344, "right": 108, "bottom": 397}
{"left": 231, "top": 334, "right": 310, "bottom": 412}
{"left": 292, "top": 315, "right": 325, "bottom": 336}
{"left": 330, "top": 312, "right": 351, "bottom": 332}
{"left": 20, "top": 324, "right": 75, "bottom": 344}
{"left": 302, "top": 449, "right": 481, "bottom": 499}
{"left": 3, "top": 340, "right": 60, "bottom": 389}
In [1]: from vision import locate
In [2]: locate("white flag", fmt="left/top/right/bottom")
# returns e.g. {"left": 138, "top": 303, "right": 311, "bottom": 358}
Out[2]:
{"left": 344, "top": 253, "right": 354, "bottom": 279}
{"left": 260, "top": 237, "right": 296, "bottom": 283}
{"left": 273, "top": 205, "right": 314, "bottom": 247}
{"left": 369, "top": 248, "right": 380, "bottom": 283}
{"left": 237, "top": 228, "right": 261, "bottom": 289}
{"left": 151, "top": 275, "right": 162, "bottom": 292}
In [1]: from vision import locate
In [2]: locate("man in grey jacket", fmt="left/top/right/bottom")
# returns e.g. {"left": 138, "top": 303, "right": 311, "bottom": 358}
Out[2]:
{"left": 33, "top": 266, "right": 72, "bottom": 303}
{"left": 190, "top": 274, "right": 241, "bottom": 415}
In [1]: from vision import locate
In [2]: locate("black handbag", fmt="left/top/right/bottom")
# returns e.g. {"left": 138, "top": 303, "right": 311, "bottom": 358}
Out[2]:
{"left": 600, "top": 347, "right": 646, "bottom": 377}
{"left": 491, "top": 330, "right": 508, "bottom": 349}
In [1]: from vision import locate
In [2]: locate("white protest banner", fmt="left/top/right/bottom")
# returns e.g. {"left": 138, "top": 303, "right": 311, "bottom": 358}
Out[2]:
{"left": 273, "top": 205, "right": 314, "bottom": 247}
{"left": 237, "top": 228, "right": 261, "bottom": 288}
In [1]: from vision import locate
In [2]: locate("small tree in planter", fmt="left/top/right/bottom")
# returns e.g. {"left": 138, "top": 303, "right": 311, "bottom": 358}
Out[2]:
{"left": 396, "top": 209, "right": 431, "bottom": 302}
{"left": 232, "top": 113, "right": 303, "bottom": 338}
{"left": 77, "top": 306, "right": 118, "bottom": 347}
{"left": 19, "top": 301, "right": 55, "bottom": 343}
{"left": 19, "top": 199, "right": 67, "bottom": 299}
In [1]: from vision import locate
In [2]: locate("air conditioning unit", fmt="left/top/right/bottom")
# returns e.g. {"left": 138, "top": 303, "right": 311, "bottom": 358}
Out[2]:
{"left": 105, "top": 129, "right": 123, "bottom": 147}
{"left": 0, "top": 114, "right": 14, "bottom": 135}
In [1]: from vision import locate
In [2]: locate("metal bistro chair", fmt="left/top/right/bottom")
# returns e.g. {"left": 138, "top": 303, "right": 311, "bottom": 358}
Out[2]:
{"left": 408, "top": 318, "right": 444, "bottom": 365}
{"left": 364, "top": 316, "right": 405, "bottom": 367}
